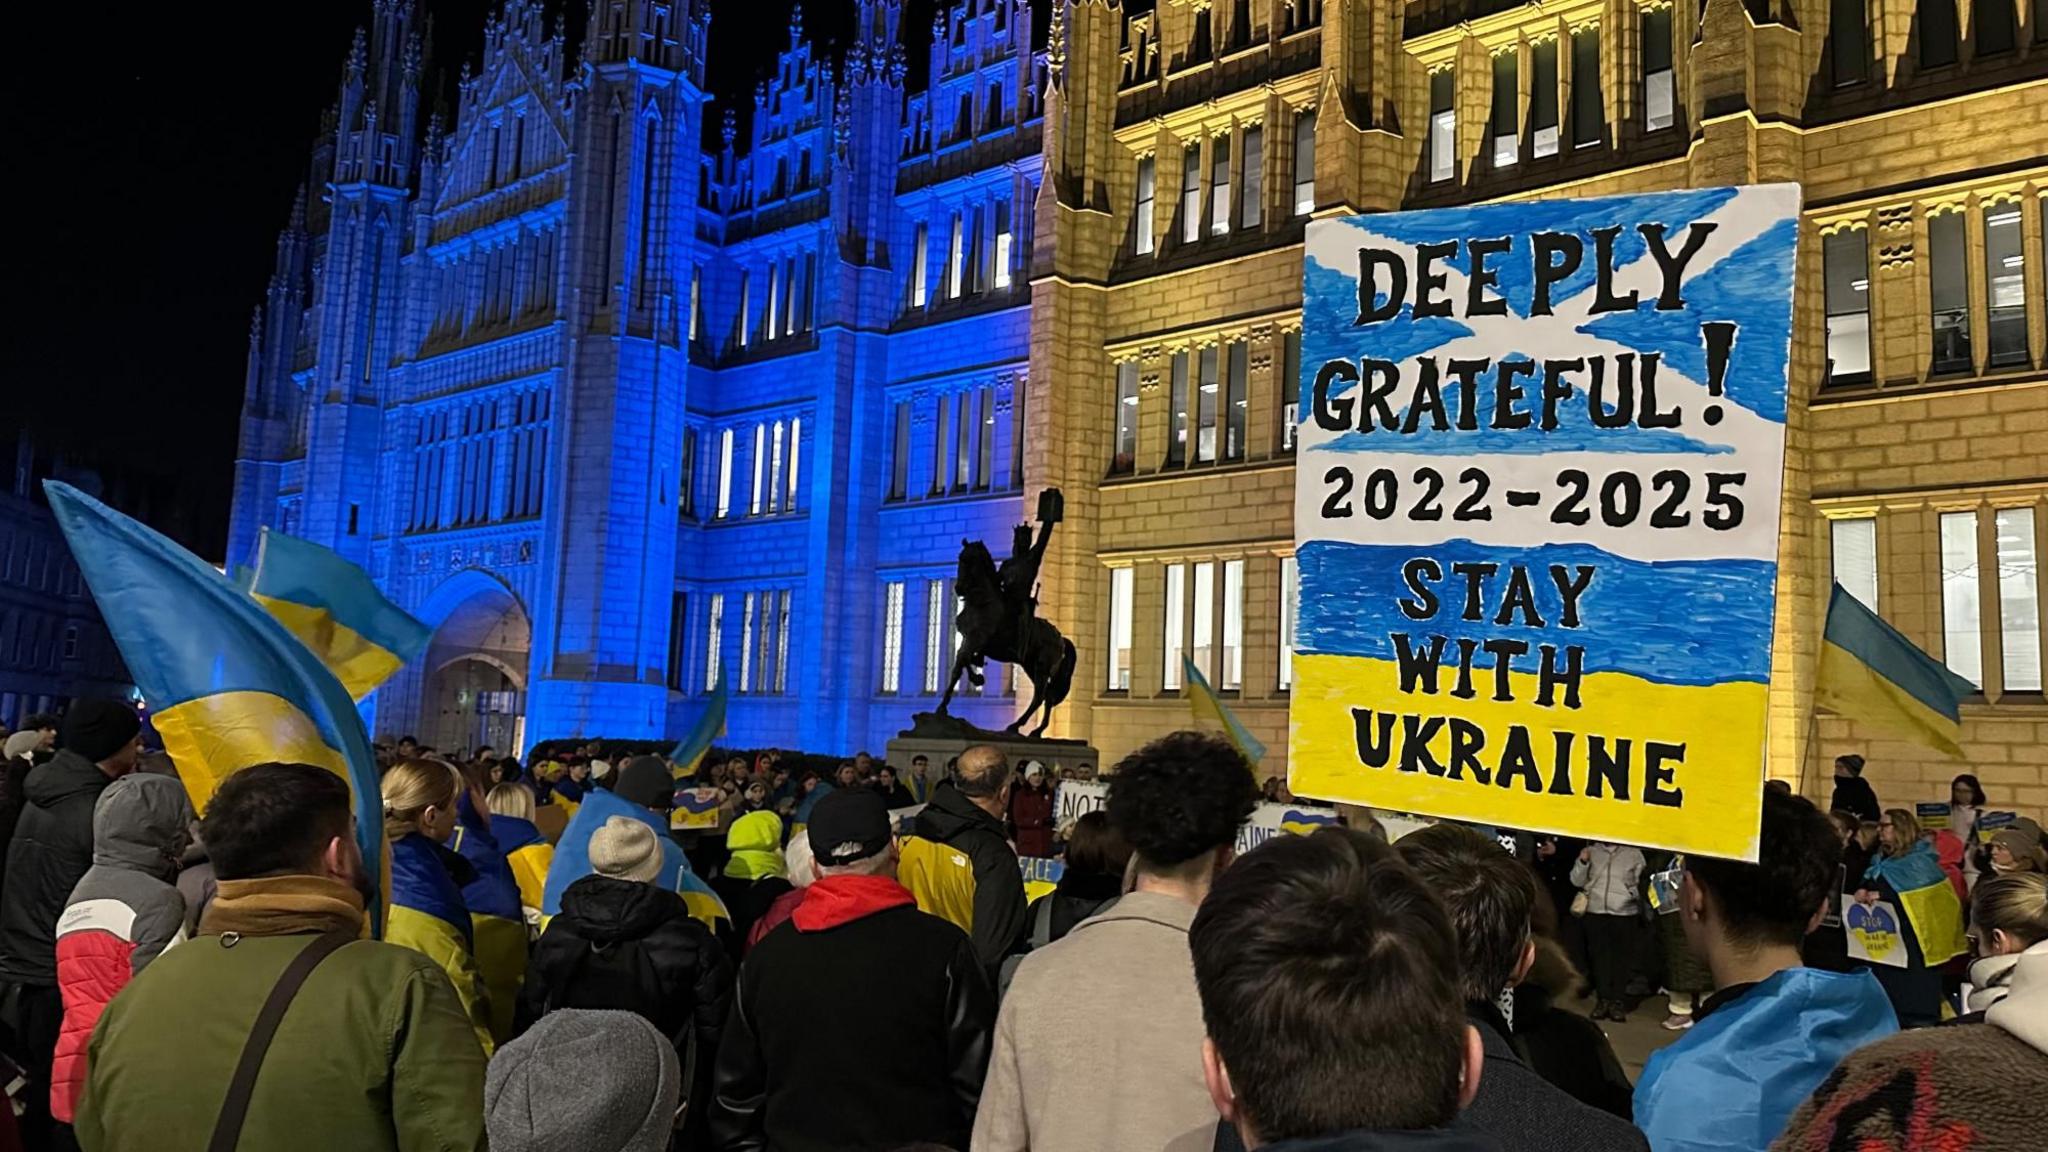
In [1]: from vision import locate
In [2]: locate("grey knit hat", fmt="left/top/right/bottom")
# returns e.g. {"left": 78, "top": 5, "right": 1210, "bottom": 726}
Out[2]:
{"left": 486, "top": 1009, "right": 679, "bottom": 1152}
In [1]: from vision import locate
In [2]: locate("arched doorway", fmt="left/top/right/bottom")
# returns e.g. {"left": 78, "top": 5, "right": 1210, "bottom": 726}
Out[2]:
{"left": 417, "top": 572, "right": 531, "bottom": 757}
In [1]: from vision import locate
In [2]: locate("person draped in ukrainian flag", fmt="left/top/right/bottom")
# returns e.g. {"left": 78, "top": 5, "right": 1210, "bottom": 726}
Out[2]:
{"left": 447, "top": 759, "right": 530, "bottom": 1047}
{"left": 382, "top": 758, "right": 496, "bottom": 1054}
{"left": 1855, "top": 806, "right": 1970, "bottom": 1028}
{"left": 484, "top": 780, "right": 555, "bottom": 926}
{"left": 541, "top": 755, "right": 729, "bottom": 933}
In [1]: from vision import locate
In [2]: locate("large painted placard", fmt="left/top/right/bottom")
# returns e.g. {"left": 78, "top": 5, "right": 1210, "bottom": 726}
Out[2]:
{"left": 1290, "top": 185, "right": 1800, "bottom": 860}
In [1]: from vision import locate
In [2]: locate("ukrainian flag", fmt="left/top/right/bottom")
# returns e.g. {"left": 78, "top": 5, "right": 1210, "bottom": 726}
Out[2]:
{"left": 541, "top": 786, "right": 730, "bottom": 930}
{"left": 669, "top": 677, "right": 729, "bottom": 777}
{"left": 1184, "top": 656, "right": 1266, "bottom": 767}
{"left": 246, "top": 528, "right": 431, "bottom": 701}
{"left": 1815, "top": 583, "right": 1976, "bottom": 758}
{"left": 1863, "top": 842, "right": 1969, "bottom": 966}
{"left": 44, "top": 483, "right": 383, "bottom": 881}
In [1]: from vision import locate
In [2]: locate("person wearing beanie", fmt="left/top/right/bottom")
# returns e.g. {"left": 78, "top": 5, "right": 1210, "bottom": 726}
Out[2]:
{"left": 711, "top": 788, "right": 994, "bottom": 1152}
{"left": 490, "top": 1009, "right": 680, "bottom": 1152}
{"left": 541, "top": 755, "right": 731, "bottom": 934}
{"left": 520, "top": 817, "right": 729, "bottom": 1144}
{"left": 0, "top": 697, "right": 141, "bottom": 1145}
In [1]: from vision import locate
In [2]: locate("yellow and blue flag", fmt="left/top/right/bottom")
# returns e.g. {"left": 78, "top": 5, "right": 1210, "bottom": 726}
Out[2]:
{"left": 1863, "top": 842, "right": 1969, "bottom": 966}
{"left": 1815, "top": 582, "right": 1976, "bottom": 758}
{"left": 669, "top": 677, "right": 729, "bottom": 778}
{"left": 1185, "top": 655, "right": 1266, "bottom": 767}
{"left": 44, "top": 482, "right": 383, "bottom": 881}
{"left": 246, "top": 528, "right": 431, "bottom": 701}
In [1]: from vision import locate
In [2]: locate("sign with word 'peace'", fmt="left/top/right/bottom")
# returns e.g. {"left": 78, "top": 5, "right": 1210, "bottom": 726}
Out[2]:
{"left": 1289, "top": 185, "right": 1799, "bottom": 861}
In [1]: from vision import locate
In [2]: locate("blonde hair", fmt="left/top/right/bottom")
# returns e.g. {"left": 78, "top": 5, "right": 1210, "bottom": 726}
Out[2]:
{"left": 382, "top": 758, "right": 462, "bottom": 841}
{"left": 487, "top": 782, "right": 537, "bottom": 824}
{"left": 1973, "top": 871, "right": 2048, "bottom": 949}
{"left": 1883, "top": 808, "right": 1922, "bottom": 850}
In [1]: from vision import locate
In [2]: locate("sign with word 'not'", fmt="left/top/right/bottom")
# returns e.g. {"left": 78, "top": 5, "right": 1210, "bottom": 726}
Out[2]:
{"left": 1289, "top": 185, "right": 1799, "bottom": 860}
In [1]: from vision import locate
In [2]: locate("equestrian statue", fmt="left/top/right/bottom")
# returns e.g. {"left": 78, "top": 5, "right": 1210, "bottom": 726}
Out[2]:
{"left": 937, "top": 487, "right": 1077, "bottom": 738}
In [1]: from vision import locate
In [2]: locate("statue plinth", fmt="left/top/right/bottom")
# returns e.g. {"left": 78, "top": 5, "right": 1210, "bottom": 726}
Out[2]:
{"left": 885, "top": 711, "right": 1099, "bottom": 779}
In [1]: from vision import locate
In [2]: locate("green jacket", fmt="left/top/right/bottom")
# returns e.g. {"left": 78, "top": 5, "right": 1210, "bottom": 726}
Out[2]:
{"left": 76, "top": 931, "right": 487, "bottom": 1152}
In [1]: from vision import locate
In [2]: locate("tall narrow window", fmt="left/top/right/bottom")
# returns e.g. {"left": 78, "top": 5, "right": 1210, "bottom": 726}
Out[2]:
{"left": 1280, "top": 330, "right": 1300, "bottom": 452}
{"left": 740, "top": 593, "right": 757, "bottom": 693}
{"left": 1196, "top": 346, "right": 1219, "bottom": 463}
{"left": 881, "top": 582, "right": 905, "bottom": 693}
{"left": 764, "top": 264, "right": 780, "bottom": 342}
{"left": 1164, "top": 564, "right": 1187, "bottom": 690}
{"left": 1491, "top": 52, "right": 1519, "bottom": 168}
{"left": 1225, "top": 341, "right": 1247, "bottom": 461}
{"left": 1823, "top": 229, "right": 1872, "bottom": 386}
{"left": 924, "top": 579, "right": 947, "bottom": 694}
{"left": 1929, "top": 211, "right": 1973, "bottom": 374}
{"left": 1985, "top": 203, "right": 2028, "bottom": 368}
{"left": 1292, "top": 109, "right": 1316, "bottom": 215}
{"left": 716, "top": 428, "right": 734, "bottom": 518}
{"left": 1192, "top": 7, "right": 1213, "bottom": 61}
{"left": 933, "top": 395, "right": 951, "bottom": 494}
{"left": 955, "top": 392, "right": 973, "bottom": 491}
{"left": 975, "top": 387, "right": 994, "bottom": 489}
{"left": 756, "top": 590, "right": 775, "bottom": 693}
{"left": 1221, "top": 559, "right": 1245, "bottom": 690}
{"left": 912, "top": 222, "right": 929, "bottom": 306}
{"left": 1134, "top": 156, "right": 1157, "bottom": 254}
{"left": 1209, "top": 134, "right": 1232, "bottom": 236}
{"left": 1831, "top": 517, "right": 1879, "bottom": 610}
{"left": 1940, "top": 511, "right": 1982, "bottom": 687}
{"left": 666, "top": 592, "right": 688, "bottom": 691}
{"left": 1279, "top": 555, "right": 1298, "bottom": 690}
{"left": 1643, "top": 9, "right": 1674, "bottom": 131}
{"left": 1108, "top": 567, "right": 1134, "bottom": 690}
{"left": 1240, "top": 125, "right": 1263, "bottom": 229}
{"left": 1182, "top": 144, "right": 1202, "bottom": 242}
{"left": 1192, "top": 561, "right": 1216, "bottom": 680}
{"left": 750, "top": 424, "right": 766, "bottom": 515}
{"left": 1920, "top": 0, "right": 1960, "bottom": 67}
{"left": 775, "top": 590, "right": 791, "bottom": 694}
{"left": 689, "top": 266, "right": 701, "bottom": 341}
{"left": 1113, "top": 362, "right": 1139, "bottom": 474}
{"left": 891, "top": 402, "right": 909, "bottom": 500}
{"left": 1571, "top": 27, "right": 1605, "bottom": 148}
{"left": 786, "top": 416, "right": 801, "bottom": 510}
{"left": 1168, "top": 351, "right": 1190, "bottom": 466}
{"left": 947, "top": 213, "right": 965, "bottom": 298}
{"left": 1532, "top": 41, "right": 1559, "bottom": 157}
{"left": 1995, "top": 508, "right": 2040, "bottom": 692}
{"left": 680, "top": 427, "right": 697, "bottom": 515}
{"left": 1011, "top": 380, "right": 1028, "bottom": 488}
{"left": 1829, "top": 0, "right": 1869, "bottom": 85}
{"left": 737, "top": 271, "right": 750, "bottom": 348}
{"left": 704, "top": 594, "right": 724, "bottom": 691}
{"left": 1430, "top": 70, "right": 1457, "bottom": 183}
{"left": 993, "top": 200, "right": 1013, "bottom": 288}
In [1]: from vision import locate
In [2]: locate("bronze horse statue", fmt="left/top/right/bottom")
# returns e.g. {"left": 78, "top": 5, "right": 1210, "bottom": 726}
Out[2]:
{"left": 937, "top": 538, "right": 1076, "bottom": 738}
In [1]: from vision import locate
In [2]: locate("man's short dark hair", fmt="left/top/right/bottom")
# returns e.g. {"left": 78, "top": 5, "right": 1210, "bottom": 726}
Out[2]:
{"left": 1107, "top": 732, "right": 1259, "bottom": 867}
{"left": 1190, "top": 827, "right": 1467, "bottom": 1142}
{"left": 202, "top": 762, "right": 354, "bottom": 880}
{"left": 1396, "top": 823, "right": 1536, "bottom": 1003}
{"left": 24, "top": 713, "right": 59, "bottom": 732}
{"left": 1686, "top": 790, "right": 1839, "bottom": 950}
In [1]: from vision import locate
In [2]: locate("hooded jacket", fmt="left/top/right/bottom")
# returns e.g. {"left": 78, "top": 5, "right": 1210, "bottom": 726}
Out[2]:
{"left": 386, "top": 831, "right": 496, "bottom": 1055}
{"left": 712, "top": 811, "right": 793, "bottom": 947}
{"left": 1965, "top": 938, "right": 2041, "bottom": 1014}
{"left": 50, "top": 774, "right": 192, "bottom": 1122}
{"left": 450, "top": 795, "right": 528, "bottom": 1045}
{"left": 900, "top": 779, "right": 1028, "bottom": 973}
{"left": 1634, "top": 967, "right": 1897, "bottom": 1152}
{"left": 710, "top": 874, "right": 994, "bottom": 1152}
{"left": 0, "top": 749, "right": 119, "bottom": 985}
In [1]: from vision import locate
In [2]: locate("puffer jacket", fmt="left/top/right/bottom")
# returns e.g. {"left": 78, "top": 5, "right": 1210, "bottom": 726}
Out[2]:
{"left": 0, "top": 750, "right": 117, "bottom": 985}
{"left": 50, "top": 774, "right": 192, "bottom": 1122}
{"left": 1570, "top": 844, "right": 1645, "bottom": 917}
{"left": 900, "top": 779, "right": 1028, "bottom": 973}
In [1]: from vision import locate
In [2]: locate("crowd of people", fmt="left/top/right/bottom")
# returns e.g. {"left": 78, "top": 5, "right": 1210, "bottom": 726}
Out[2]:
{"left": 0, "top": 703, "right": 2042, "bottom": 1152}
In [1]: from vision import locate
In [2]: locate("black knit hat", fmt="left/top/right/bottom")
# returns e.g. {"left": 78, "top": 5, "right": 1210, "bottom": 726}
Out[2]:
{"left": 807, "top": 788, "right": 892, "bottom": 866}
{"left": 60, "top": 699, "right": 141, "bottom": 763}
{"left": 614, "top": 755, "right": 675, "bottom": 812}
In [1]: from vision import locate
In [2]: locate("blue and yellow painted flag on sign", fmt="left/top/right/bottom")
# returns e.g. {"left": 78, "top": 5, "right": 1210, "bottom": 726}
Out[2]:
{"left": 669, "top": 677, "right": 729, "bottom": 778}
{"left": 247, "top": 528, "right": 431, "bottom": 701}
{"left": 1185, "top": 655, "right": 1266, "bottom": 768}
{"left": 44, "top": 482, "right": 383, "bottom": 883}
{"left": 1816, "top": 582, "right": 1975, "bottom": 759}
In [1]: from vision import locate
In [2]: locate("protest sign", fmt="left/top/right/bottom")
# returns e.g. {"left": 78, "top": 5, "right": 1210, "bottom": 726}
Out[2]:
{"left": 1054, "top": 780, "right": 1109, "bottom": 825}
{"left": 1236, "top": 804, "right": 1341, "bottom": 855}
{"left": 1915, "top": 801, "right": 1952, "bottom": 824}
{"left": 1843, "top": 897, "right": 1909, "bottom": 968}
{"left": 671, "top": 786, "right": 725, "bottom": 831}
{"left": 1289, "top": 185, "right": 1799, "bottom": 860}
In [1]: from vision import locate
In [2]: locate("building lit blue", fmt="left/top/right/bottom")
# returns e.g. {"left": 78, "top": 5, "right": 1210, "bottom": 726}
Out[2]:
{"left": 228, "top": 0, "right": 1043, "bottom": 753}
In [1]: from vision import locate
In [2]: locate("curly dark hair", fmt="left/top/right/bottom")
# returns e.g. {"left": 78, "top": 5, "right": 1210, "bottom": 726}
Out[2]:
{"left": 1686, "top": 789, "right": 1840, "bottom": 949}
{"left": 1105, "top": 731, "right": 1260, "bottom": 867}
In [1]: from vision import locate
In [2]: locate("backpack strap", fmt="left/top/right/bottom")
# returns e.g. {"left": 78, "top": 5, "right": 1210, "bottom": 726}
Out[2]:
{"left": 208, "top": 931, "right": 354, "bottom": 1152}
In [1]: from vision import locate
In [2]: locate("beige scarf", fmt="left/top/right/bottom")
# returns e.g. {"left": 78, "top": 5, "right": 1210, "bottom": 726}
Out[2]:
{"left": 201, "top": 874, "right": 367, "bottom": 939}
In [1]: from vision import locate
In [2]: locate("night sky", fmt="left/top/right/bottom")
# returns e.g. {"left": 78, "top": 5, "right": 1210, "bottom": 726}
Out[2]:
{"left": 8, "top": 0, "right": 953, "bottom": 560}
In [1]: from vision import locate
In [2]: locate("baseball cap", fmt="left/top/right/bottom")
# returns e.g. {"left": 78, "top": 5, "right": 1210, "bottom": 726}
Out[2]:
{"left": 806, "top": 788, "right": 893, "bottom": 866}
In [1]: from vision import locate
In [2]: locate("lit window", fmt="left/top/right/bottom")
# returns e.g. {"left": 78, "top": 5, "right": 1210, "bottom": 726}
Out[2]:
{"left": 1280, "top": 555, "right": 1298, "bottom": 690}
{"left": 1929, "top": 211, "right": 1972, "bottom": 375}
{"left": 924, "top": 579, "right": 947, "bottom": 694}
{"left": 912, "top": 222, "right": 929, "bottom": 306}
{"left": 768, "top": 420, "right": 785, "bottom": 514}
{"left": 1113, "top": 362, "right": 1139, "bottom": 474}
{"left": 1996, "top": 508, "right": 2040, "bottom": 692}
{"left": 1823, "top": 229, "right": 1872, "bottom": 386}
{"left": 1430, "top": 71, "right": 1457, "bottom": 183}
{"left": 1225, "top": 341, "right": 1247, "bottom": 461}
{"left": 994, "top": 200, "right": 1013, "bottom": 288}
{"left": 1192, "top": 561, "right": 1216, "bottom": 680}
{"left": 1196, "top": 346, "right": 1219, "bottom": 463}
{"left": 740, "top": 592, "right": 756, "bottom": 693}
{"left": 1940, "top": 511, "right": 1982, "bottom": 687}
{"left": 1164, "top": 564, "right": 1187, "bottom": 690}
{"left": 1491, "top": 52, "right": 1519, "bottom": 168}
{"left": 689, "top": 266, "right": 701, "bottom": 341}
{"left": 1168, "top": 351, "right": 1190, "bottom": 466}
{"left": 890, "top": 401, "right": 910, "bottom": 500}
{"left": 1108, "top": 567, "right": 1134, "bottom": 691}
{"left": 1135, "top": 156, "right": 1156, "bottom": 254}
{"left": 1643, "top": 9, "right": 1674, "bottom": 131}
{"left": 1292, "top": 109, "right": 1316, "bottom": 215}
{"left": 716, "top": 429, "right": 734, "bottom": 519}
{"left": 1985, "top": 203, "right": 2028, "bottom": 368}
{"left": 704, "top": 593, "right": 725, "bottom": 691}
{"left": 948, "top": 213, "right": 965, "bottom": 298}
{"left": 933, "top": 395, "right": 951, "bottom": 494}
{"left": 787, "top": 417, "right": 801, "bottom": 510}
{"left": 750, "top": 424, "right": 765, "bottom": 515}
{"left": 1531, "top": 41, "right": 1559, "bottom": 158}
{"left": 776, "top": 590, "right": 791, "bottom": 694}
{"left": 1831, "top": 517, "right": 1878, "bottom": 611}
{"left": 882, "top": 582, "right": 905, "bottom": 693}
{"left": 1182, "top": 144, "right": 1202, "bottom": 242}
{"left": 1210, "top": 133, "right": 1231, "bottom": 236}
{"left": 1240, "top": 125, "right": 1263, "bottom": 229}
{"left": 737, "top": 271, "right": 750, "bottom": 348}
{"left": 1222, "top": 559, "right": 1244, "bottom": 690}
